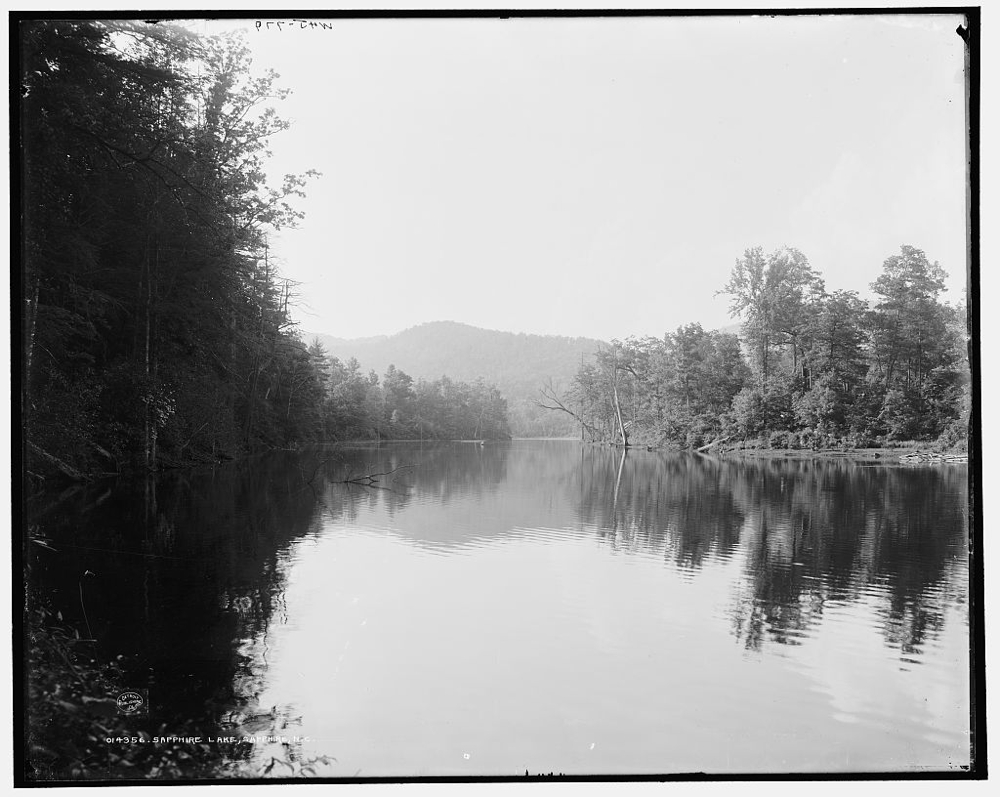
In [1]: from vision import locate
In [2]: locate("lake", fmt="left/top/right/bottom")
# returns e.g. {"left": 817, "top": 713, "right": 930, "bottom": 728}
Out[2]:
{"left": 27, "top": 440, "right": 972, "bottom": 777}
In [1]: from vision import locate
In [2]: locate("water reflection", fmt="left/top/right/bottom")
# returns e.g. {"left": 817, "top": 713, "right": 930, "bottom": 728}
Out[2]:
{"left": 727, "top": 460, "right": 967, "bottom": 656}
{"left": 27, "top": 442, "right": 970, "bottom": 776}
{"left": 563, "top": 449, "right": 967, "bottom": 657}
{"left": 574, "top": 448, "right": 745, "bottom": 566}
{"left": 28, "top": 452, "right": 320, "bottom": 746}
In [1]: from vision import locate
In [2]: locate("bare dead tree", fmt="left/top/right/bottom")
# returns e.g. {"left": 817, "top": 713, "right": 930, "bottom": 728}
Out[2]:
{"left": 537, "top": 380, "right": 601, "bottom": 441}
{"left": 608, "top": 344, "right": 630, "bottom": 448}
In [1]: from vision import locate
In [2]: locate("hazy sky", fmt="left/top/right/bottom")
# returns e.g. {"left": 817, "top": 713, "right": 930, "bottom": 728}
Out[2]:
{"left": 195, "top": 13, "right": 968, "bottom": 341}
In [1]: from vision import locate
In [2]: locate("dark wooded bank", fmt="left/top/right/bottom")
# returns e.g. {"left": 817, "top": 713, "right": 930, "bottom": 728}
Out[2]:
{"left": 21, "top": 21, "right": 511, "bottom": 484}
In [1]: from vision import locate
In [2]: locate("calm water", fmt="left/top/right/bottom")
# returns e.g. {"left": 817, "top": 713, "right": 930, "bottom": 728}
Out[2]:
{"left": 28, "top": 441, "right": 972, "bottom": 776}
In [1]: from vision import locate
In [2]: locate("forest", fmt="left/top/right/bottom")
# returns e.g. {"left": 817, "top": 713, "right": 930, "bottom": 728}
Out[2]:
{"left": 542, "top": 244, "right": 970, "bottom": 452}
{"left": 20, "top": 20, "right": 510, "bottom": 482}
{"left": 309, "top": 321, "right": 602, "bottom": 438}
{"left": 20, "top": 20, "right": 969, "bottom": 484}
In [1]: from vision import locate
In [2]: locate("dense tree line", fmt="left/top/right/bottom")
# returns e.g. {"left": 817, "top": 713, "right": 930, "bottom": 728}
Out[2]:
{"left": 307, "top": 343, "right": 511, "bottom": 442}
{"left": 313, "top": 321, "right": 600, "bottom": 437}
{"left": 545, "top": 245, "right": 969, "bottom": 451}
{"left": 21, "top": 21, "right": 509, "bottom": 480}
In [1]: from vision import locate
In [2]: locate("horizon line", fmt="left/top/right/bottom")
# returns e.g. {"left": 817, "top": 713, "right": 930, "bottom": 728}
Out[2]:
{"left": 296, "top": 318, "right": 747, "bottom": 343}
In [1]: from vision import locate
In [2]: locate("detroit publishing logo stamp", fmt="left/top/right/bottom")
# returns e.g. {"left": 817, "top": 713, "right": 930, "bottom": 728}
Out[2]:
{"left": 115, "top": 691, "right": 145, "bottom": 715}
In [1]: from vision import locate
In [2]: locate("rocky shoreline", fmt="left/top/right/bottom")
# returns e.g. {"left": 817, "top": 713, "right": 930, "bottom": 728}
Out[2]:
{"left": 702, "top": 446, "right": 969, "bottom": 464}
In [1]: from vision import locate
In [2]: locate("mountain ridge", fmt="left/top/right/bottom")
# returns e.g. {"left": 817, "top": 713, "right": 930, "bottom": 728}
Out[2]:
{"left": 301, "top": 321, "right": 606, "bottom": 437}
{"left": 307, "top": 319, "right": 601, "bottom": 348}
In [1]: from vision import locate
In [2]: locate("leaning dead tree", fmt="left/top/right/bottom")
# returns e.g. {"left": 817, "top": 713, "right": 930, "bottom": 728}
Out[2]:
{"left": 606, "top": 344, "right": 630, "bottom": 448}
{"left": 538, "top": 380, "right": 602, "bottom": 442}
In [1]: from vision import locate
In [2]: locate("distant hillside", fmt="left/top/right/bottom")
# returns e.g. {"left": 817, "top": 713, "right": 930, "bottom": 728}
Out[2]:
{"left": 302, "top": 321, "right": 604, "bottom": 437}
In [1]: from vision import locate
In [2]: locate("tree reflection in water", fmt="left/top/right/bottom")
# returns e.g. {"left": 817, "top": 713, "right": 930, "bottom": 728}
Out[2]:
{"left": 569, "top": 450, "right": 968, "bottom": 655}
{"left": 28, "top": 450, "right": 328, "bottom": 771}
{"left": 26, "top": 442, "right": 969, "bottom": 777}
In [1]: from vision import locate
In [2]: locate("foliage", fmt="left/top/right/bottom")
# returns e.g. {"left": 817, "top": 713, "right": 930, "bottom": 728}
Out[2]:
{"left": 20, "top": 22, "right": 512, "bottom": 480}
{"left": 25, "top": 600, "right": 252, "bottom": 780}
{"left": 550, "top": 245, "right": 967, "bottom": 450}
{"left": 720, "top": 246, "right": 824, "bottom": 395}
{"left": 866, "top": 247, "right": 965, "bottom": 440}
{"left": 309, "top": 321, "right": 600, "bottom": 438}
{"left": 21, "top": 20, "right": 323, "bottom": 474}
{"left": 310, "top": 346, "right": 511, "bottom": 441}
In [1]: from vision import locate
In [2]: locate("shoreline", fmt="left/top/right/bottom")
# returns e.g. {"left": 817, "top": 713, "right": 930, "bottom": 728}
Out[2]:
{"left": 26, "top": 436, "right": 969, "bottom": 491}
{"left": 700, "top": 446, "right": 969, "bottom": 464}
{"left": 565, "top": 439, "right": 969, "bottom": 464}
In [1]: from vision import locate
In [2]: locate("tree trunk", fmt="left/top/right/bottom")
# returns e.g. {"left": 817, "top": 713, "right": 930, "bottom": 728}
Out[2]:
{"left": 611, "top": 350, "right": 629, "bottom": 448}
{"left": 611, "top": 445, "right": 626, "bottom": 529}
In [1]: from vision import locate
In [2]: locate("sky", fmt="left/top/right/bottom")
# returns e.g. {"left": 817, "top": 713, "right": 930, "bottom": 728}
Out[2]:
{"left": 0, "top": 6, "right": 994, "bottom": 789}
{"left": 184, "top": 14, "right": 964, "bottom": 341}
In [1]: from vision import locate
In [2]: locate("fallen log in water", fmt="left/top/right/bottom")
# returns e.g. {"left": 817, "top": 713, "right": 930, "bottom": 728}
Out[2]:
{"left": 337, "top": 463, "right": 415, "bottom": 487}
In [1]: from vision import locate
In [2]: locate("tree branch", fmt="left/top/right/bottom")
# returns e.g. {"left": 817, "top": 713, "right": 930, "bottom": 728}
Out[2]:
{"left": 337, "top": 463, "right": 414, "bottom": 487}
{"left": 538, "top": 381, "right": 601, "bottom": 440}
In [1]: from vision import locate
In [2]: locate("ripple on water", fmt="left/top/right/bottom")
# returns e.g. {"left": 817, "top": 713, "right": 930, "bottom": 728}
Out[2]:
{"left": 32, "top": 440, "right": 969, "bottom": 777}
